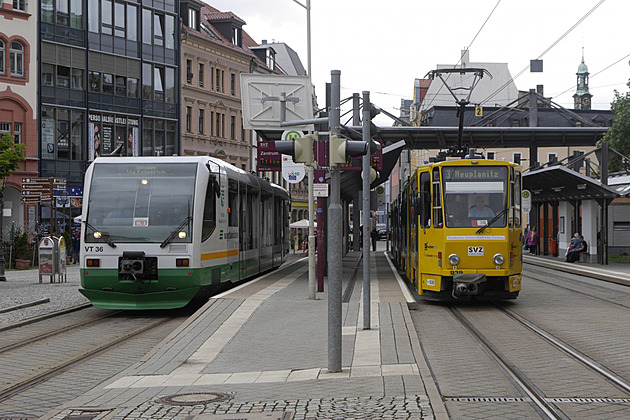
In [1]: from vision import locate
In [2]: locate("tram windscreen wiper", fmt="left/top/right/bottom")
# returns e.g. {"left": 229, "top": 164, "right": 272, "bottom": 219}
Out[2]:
{"left": 475, "top": 208, "right": 509, "bottom": 234}
{"left": 160, "top": 215, "right": 192, "bottom": 248}
{"left": 83, "top": 220, "right": 117, "bottom": 248}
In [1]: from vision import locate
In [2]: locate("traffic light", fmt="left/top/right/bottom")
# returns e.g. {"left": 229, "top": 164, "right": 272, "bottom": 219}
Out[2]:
{"left": 328, "top": 135, "right": 369, "bottom": 166}
{"left": 275, "top": 133, "right": 317, "bottom": 166}
{"left": 367, "top": 104, "right": 381, "bottom": 156}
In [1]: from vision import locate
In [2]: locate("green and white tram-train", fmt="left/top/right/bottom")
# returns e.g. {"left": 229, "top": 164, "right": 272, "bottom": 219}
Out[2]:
{"left": 79, "top": 157, "right": 290, "bottom": 309}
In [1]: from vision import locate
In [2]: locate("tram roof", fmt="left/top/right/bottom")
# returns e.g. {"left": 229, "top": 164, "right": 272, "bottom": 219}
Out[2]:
{"left": 523, "top": 165, "right": 620, "bottom": 203}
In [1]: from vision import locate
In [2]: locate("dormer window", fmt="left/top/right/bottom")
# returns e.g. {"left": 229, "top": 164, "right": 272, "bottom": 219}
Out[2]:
{"left": 266, "top": 48, "right": 275, "bottom": 69}
{"left": 188, "top": 8, "right": 199, "bottom": 30}
{"left": 232, "top": 27, "right": 241, "bottom": 46}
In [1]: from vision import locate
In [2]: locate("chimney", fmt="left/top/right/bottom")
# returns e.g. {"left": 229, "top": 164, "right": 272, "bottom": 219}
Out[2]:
{"left": 262, "top": 39, "right": 267, "bottom": 44}
{"left": 461, "top": 50, "right": 469, "bottom": 67}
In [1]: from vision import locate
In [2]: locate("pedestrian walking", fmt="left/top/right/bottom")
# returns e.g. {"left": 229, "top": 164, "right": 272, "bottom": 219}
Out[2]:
{"left": 370, "top": 227, "right": 378, "bottom": 252}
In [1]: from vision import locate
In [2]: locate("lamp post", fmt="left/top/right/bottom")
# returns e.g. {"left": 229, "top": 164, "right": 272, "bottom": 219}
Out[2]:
{"left": 0, "top": 179, "right": 6, "bottom": 281}
{"left": 293, "top": 0, "right": 316, "bottom": 299}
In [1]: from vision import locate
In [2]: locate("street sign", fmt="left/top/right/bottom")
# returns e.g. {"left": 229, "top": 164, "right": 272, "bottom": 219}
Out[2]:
{"left": 21, "top": 196, "right": 41, "bottom": 203}
{"left": 313, "top": 183, "right": 329, "bottom": 197}
{"left": 257, "top": 141, "right": 282, "bottom": 172}
{"left": 22, "top": 184, "right": 51, "bottom": 191}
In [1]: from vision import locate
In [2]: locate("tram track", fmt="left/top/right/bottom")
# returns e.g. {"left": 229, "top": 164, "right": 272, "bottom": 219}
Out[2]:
{"left": 0, "top": 308, "right": 124, "bottom": 354}
{"left": 524, "top": 265, "right": 630, "bottom": 310}
{"left": 445, "top": 301, "right": 630, "bottom": 420}
{"left": 0, "top": 312, "right": 179, "bottom": 405}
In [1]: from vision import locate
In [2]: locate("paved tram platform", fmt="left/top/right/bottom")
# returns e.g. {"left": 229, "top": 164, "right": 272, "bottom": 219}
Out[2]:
{"left": 39, "top": 243, "right": 630, "bottom": 420}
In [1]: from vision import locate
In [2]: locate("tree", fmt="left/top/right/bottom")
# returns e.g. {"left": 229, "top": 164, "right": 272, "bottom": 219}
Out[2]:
{"left": 0, "top": 132, "right": 26, "bottom": 179}
{"left": 599, "top": 80, "right": 630, "bottom": 173}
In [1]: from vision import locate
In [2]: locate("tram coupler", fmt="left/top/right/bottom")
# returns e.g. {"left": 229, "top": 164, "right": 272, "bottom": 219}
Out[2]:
{"left": 452, "top": 273, "right": 486, "bottom": 298}
{"left": 119, "top": 251, "right": 146, "bottom": 280}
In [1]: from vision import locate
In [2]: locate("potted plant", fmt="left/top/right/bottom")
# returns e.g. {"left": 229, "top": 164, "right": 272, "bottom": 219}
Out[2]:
{"left": 14, "top": 232, "right": 31, "bottom": 269}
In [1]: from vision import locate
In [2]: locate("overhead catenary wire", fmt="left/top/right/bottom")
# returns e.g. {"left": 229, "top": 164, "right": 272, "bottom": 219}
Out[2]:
{"left": 423, "top": 0, "right": 503, "bottom": 110}
{"left": 480, "top": 0, "right": 607, "bottom": 106}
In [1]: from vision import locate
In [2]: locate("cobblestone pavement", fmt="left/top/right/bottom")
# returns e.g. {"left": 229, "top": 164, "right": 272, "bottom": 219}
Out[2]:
{"left": 0, "top": 265, "right": 88, "bottom": 328}
{"left": 54, "top": 395, "right": 431, "bottom": 419}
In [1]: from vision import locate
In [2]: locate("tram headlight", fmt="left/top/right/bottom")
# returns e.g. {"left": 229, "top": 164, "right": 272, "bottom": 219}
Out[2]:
{"left": 178, "top": 231, "right": 187, "bottom": 239}
{"left": 93, "top": 231, "right": 102, "bottom": 239}
{"left": 493, "top": 253, "right": 505, "bottom": 266}
{"left": 448, "top": 254, "right": 460, "bottom": 266}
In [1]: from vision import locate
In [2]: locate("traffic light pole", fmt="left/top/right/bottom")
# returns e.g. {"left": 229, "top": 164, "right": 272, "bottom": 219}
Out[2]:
{"left": 328, "top": 70, "right": 342, "bottom": 373}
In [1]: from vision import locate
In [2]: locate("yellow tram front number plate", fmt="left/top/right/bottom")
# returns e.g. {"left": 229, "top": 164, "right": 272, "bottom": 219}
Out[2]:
{"left": 509, "top": 274, "right": 522, "bottom": 292}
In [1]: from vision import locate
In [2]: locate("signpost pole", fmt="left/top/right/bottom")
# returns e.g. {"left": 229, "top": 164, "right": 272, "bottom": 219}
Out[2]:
{"left": 328, "top": 70, "right": 342, "bottom": 373}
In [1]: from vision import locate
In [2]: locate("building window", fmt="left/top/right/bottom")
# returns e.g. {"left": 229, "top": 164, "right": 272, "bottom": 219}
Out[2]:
{"left": 114, "top": 2, "right": 126, "bottom": 37}
{"left": 153, "top": 14, "right": 164, "bottom": 47}
{"left": 215, "top": 68, "right": 221, "bottom": 91}
{"left": 199, "top": 109, "right": 204, "bottom": 134}
{"left": 231, "top": 73, "right": 236, "bottom": 95}
{"left": 548, "top": 153, "right": 557, "bottom": 163}
{"left": 188, "top": 8, "right": 198, "bottom": 30}
{"left": 101, "top": 0, "right": 113, "bottom": 35}
{"left": 230, "top": 115, "right": 235, "bottom": 139}
{"left": 0, "top": 40, "right": 4, "bottom": 74}
{"left": 13, "top": 123, "right": 21, "bottom": 143}
{"left": 0, "top": 123, "right": 10, "bottom": 136}
{"left": 198, "top": 63, "right": 204, "bottom": 87}
{"left": 186, "top": 106, "right": 191, "bottom": 132}
{"left": 513, "top": 152, "right": 522, "bottom": 165}
{"left": 57, "top": 66, "right": 70, "bottom": 88}
{"left": 186, "top": 59, "right": 192, "bottom": 83}
{"left": 265, "top": 48, "right": 275, "bottom": 69}
{"left": 13, "top": 0, "right": 27, "bottom": 12}
{"left": 10, "top": 42, "right": 24, "bottom": 77}
{"left": 89, "top": 71, "right": 101, "bottom": 92}
{"left": 102, "top": 73, "right": 114, "bottom": 94}
{"left": 232, "top": 27, "right": 240, "bottom": 46}
{"left": 487, "top": 151, "right": 495, "bottom": 160}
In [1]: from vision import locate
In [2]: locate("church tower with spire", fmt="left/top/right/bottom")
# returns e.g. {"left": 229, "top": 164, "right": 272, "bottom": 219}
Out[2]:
{"left": 573, "top": 49, "right": 592, "bottom": 110}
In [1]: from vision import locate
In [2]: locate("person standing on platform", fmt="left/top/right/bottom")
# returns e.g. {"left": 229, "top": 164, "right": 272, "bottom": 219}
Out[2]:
{"left": 370, "top": 227, "right": 378, "bottom": 252}
{"left": 527, "top": 226, "right": 539, "bottom": 254}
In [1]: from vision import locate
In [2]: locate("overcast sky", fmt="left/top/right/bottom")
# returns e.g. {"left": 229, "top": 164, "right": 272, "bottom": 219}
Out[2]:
{"left": 208, "top": 0, "right": 629, "bottom": 126}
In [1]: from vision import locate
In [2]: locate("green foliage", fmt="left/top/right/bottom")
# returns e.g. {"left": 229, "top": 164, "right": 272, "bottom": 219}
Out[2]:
{"left": 599, "top": 80, "right": 630, "bottom": 173}
{"left": 14, "top": 231, "right": 31, "bottom": 260}
{"left": 0, "top": 132, "right": 26, "bottom": 180}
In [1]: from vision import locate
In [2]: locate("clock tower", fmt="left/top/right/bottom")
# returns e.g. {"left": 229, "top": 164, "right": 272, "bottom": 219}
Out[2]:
{"left": 573, "top": 49, "right": 592, "bottom": 110}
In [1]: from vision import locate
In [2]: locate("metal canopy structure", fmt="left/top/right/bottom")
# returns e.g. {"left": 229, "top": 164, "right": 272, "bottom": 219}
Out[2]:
{"left": 259, "top": 126, "right": 606, "bottom": 151}
{"left": 523, "top": 166, "right": 619, "bottom": 203}
{"left": 372, "top": 126, "right": 608, "bottom": 150}
{"left": 339, "top": 140, "right": 406, "bottom": 202}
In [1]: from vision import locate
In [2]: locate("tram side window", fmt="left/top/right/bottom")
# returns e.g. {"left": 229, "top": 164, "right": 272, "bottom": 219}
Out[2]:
{"left": 420, "top": 172, "right": 431, "bottom": 228}
{"left": 514, "top": 170, "right": 521, "bottom": 228}
{"left": 202, "top": 181, "right": 216, "bottom": 242}
{"left": 274, "top": 197, "right": 282, "bottom": 245}
{"left": 228, "top": 180, "right": 238, "bottom": 227}
{"left": 432, "top": 168, "right": 443, "bottom": 228}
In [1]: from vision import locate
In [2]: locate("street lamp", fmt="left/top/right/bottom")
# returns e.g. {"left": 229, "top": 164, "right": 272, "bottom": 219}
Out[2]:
{"left": 293, "top": 0, "right": 316, "bottom": 299}
{"left": 0, "top": 178, "right": 6, "bottom": 281}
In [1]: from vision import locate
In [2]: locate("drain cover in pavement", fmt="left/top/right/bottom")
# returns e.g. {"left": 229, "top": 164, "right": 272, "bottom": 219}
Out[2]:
{"left": 157, "top": 392, "right": 233, "bottom": 406}
{"left": 191, "top": 414, "right": 293, "bottom": 420}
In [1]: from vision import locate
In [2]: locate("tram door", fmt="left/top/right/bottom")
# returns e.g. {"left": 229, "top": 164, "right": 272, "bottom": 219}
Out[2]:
{"left": 415, "top": 171, "right": 432, "bottom": 292}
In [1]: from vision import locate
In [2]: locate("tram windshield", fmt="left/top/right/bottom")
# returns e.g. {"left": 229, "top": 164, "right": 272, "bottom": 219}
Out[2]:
{"left": 85, "top": 162, "right": 197, "bottom": 243}
{"left": 442, "top": 166, "right": 508, "bottom": 228}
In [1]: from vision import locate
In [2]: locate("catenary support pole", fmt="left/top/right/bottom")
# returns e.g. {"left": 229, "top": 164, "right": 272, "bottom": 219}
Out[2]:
{"left": 362, "top": 91, "right": 371, "bottom": 330}
{"left": 327, "top": 70, "right": 342, "bottom": 372}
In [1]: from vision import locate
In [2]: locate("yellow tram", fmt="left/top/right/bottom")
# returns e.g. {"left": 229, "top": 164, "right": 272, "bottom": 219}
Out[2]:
{"left": 393, "top": 152, "right": 523, "bottom": 300}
